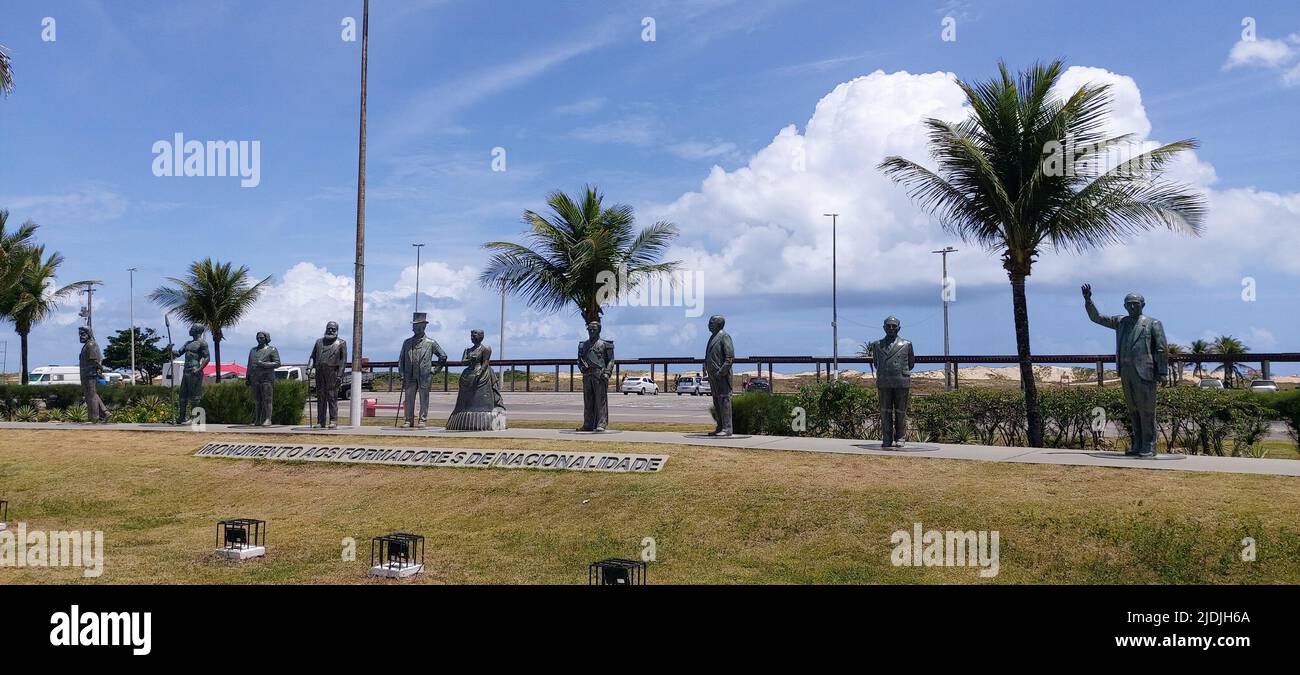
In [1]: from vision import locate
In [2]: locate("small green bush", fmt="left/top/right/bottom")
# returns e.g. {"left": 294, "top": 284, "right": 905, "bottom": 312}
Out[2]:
{"left": 731, "top": 391, "right": 797, "bottom": 435}
{"left": 198, "top": 381, "right": 307, "bottom": 425}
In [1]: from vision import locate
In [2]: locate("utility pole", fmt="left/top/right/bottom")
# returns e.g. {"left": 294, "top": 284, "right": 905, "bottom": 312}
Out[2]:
{"left": 412, "top": 243, "right": 424, "bottom": 314}
{"left": 78, "top": 282, "right": 98, "bottom": 330}
{"left": 822, "top": 213, "right": 839, "bottom": 380}
{"left": 348, "top": 0, "right": 369, "bottom": 426}
{"left": 932, "top": 247, "right": 958, "bottom": 390}
{"left": 128, "top": 268, "right": 137, "bottom": 385}
{"left": 499, "top": 286, "right": 506, "bottom": 360}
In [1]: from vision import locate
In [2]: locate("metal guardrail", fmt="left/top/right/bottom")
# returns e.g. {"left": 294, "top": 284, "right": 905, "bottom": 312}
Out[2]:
{"left": 322, "top": 352, "right": 1295, "bottom": 395}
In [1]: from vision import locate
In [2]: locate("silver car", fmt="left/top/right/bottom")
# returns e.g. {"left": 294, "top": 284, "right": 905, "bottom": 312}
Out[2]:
{"left": 1249, "top": 379, "right": 1278, "bottom": 393}
{"left": 1198, "top": 378, "right": 1224, "bottom": 389}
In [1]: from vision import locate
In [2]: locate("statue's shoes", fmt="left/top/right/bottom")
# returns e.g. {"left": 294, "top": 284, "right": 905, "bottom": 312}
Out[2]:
{"left": 1136, "top": 451, "right": 1156, "bottom": 458}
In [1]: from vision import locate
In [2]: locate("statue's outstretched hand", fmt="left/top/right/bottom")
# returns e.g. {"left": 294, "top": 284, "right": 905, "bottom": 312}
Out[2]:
{"left": 1081, "top": 283, "right": 1092, "bottom": 299}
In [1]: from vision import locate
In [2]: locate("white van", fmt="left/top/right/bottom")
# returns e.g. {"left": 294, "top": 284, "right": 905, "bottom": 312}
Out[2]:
{"left": 28, "top": 366, "right": 81, "bottom": 386}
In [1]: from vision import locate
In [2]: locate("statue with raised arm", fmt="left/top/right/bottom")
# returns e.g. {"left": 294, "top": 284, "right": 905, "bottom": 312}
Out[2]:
{"left": 246, "top": 331, "right": 281, "bottom": 426}
{"left": 167, "top": 325, "right": 210, "bottom": 425}
{"left": 704, "top": 315, "right": 735, "bottom": 436}
{"left": 397, "top": 312, "right": 447, "bottom": 428}
{"left": 78, "top": 326, "right": 109, "bottom": 423}
{"left": 446, "top": 329, "right": 505, "bottom": 431}
{"left": 307, "top": 321, "right": 347, "bottom": 429}
{"left": 866, "top": 315, "right": 915, "bottom": 448}
{"left": 1082, "top": 284, "right": 1167, "bottom": 457}
{"left": 577, "top": 320, "right": 615, "bottom": 432}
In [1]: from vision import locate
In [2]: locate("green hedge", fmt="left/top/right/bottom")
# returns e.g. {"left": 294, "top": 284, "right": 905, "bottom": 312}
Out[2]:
{"left": 198, "top": 381, "right": 308, "bottom": 425}
{"left": 733, "top": 381, "right": 1286, "bottom": 455}
{"left": 0, "top": 384, "right": 177, "bottom": 416}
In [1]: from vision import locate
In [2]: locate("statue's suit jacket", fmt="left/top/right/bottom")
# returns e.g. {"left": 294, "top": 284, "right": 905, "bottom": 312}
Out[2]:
{"left": 868, "top": 337, "right": 915, "bottom": 388}
{"left": 1086, "top": 303, "right": 1167, "bottom": 382}
{"left": 399, "top": 335, "right": 447, "bottom": 387}
{"left": 704, "top": 330, "right": 734, "bottom": 395}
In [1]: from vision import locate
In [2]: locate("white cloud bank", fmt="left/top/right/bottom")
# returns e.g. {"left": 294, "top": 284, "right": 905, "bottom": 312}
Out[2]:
{"left": 647, "top": 67, "right": 1300, "bottom": 301}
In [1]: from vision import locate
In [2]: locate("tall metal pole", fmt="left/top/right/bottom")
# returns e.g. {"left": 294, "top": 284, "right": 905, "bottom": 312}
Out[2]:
{"left": 499, "top": 286, "right": 506, "bottom": 360}
{"left": 128, "top": 268, "right": 137, "bottom": 385}
{"left": 932, "top": 247, "right": 957, "bottom": 390}
{"left": 412, "top": 243, "right": 424, "bottom": 314}
{"left": 348, "top": 0, "right": 369, "bottom": 426}
{"left": 823, "top": 213, "right": 839, "bottom": 380}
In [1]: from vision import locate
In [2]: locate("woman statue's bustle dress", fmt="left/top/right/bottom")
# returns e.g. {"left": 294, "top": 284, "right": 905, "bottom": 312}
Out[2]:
{"left": 446, "top": 342, "right": 506, "bottom": 430}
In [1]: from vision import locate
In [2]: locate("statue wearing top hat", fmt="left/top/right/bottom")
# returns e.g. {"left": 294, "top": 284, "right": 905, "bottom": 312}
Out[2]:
{"left": 865, "top": 316, "right": 915, "bottom": 448}
{"left": 1082, "top": 284, "right": 1167, "bottom": 457}
{"left": 307, "top": 321, "right": 347, "bottom": 429}
{"left": 398, "top": 312, "right": 448, "bottom": 428}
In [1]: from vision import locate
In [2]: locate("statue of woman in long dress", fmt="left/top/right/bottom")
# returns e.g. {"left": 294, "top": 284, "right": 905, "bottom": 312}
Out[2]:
{"left": 446, "top": 329, "right": 506, "bottom": 430}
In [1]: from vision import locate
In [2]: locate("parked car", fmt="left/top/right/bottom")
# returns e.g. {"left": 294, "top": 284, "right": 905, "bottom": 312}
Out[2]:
{"left": 674, "top": 375, "right": 710, "bottom": 396}
{"left": 620, "top": 376, "right": 659, "bottom": 395}
{"left": 1198, "top": 378, "right": 1224, "bottom": 389}
{"left": 743, "top": 377, "right": 772, "bottom": 392}
{"left": 1248, "top": 379, "right": 1278, "bottom": 393}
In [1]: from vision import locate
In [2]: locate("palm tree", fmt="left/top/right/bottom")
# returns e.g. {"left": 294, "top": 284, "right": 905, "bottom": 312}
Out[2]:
{"left": 2, "top": 246, "right": 96, "bottom": 383}
{"left": 1210, "top": 335, "right": 1249, "bottom": 389}
{"left": 0, "top": 210, "right": 38, "bottom": 292}
{"left": 878, "top": 61, "right": 1206, "bottom": 446}
{"left": 1189, "top": 339, "right": 1211, "bottom": 379}
{"left": 1165, "top": 342, "right": 1185, "bottom": 385}
{"left": 148, "top": 259, "right": 271, "bottom": 382}
{"left": 480, "top": 186, "right": 680, "bottom": 324}
{"left": 0, "top": 43, "right": 13, "bottom": 97}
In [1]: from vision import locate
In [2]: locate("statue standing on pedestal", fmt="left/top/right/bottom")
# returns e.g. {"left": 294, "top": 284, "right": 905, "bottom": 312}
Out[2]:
{"left": 397, "top": 312, "right": 447, "bottom": 428}
{"left": 169, "top": 325, "right": 210, "bottom": 425}
{"left": 446, "top": 329, "right": 505, "bottom": 430}
{"left": 246, "top": 331, "right": 281, "bottom": 426}
{"left": 78, "top": 326, "right": 108, "bottom": 423}
{"left": 307, "top": 321, "right": 347, "bottom": 429}
{"left": 704, "top": 315, "right": 735, "bottom": 436}
{"left": 1082, "top": 284, "right": 1167, "bottom": 457}
{"left": 866, "top": 316, "right": 915, "bottom": 448}
{"left": 577, "top": 320, "right": 614, "bottom": 432}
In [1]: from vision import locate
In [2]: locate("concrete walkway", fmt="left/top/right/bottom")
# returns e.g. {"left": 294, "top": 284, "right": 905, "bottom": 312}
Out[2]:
{"left": 1, "top": 421, "right": 1297, "bottom": 477}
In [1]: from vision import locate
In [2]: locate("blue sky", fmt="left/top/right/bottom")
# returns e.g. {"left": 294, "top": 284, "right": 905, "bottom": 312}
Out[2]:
{"left": 2, "top": 0, "right": 1298, "bottom": 373}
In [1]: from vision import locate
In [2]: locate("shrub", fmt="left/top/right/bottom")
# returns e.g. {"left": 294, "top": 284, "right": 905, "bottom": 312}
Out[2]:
{"left": 0, "top": 383, "right": 177, "bottom": 414}
{"left": 198, "top": 381, "right": 308, "bottom": 425}
{"left": 793, "top": 380, "right": 877, "bottom": 439}
{"left": 1261, "top": 389, "right": 1300, "bottom": 450}
{"left": 731, "top": 391, "right": 797, "bottom": 435}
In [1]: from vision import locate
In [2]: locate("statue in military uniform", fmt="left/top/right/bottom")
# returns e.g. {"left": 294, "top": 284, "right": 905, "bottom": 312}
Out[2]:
{"left": 866, "top": 316, "right": 915, "bottom": 448}
{"left": 246, "top": 331, "right": 281, "bottom": 426}
{"left": 704, "top": 315, "right": 735, "bottom": 436}
{"left": 577, "top": 320, "right": 615, "bottom": 432}
{"left": 397, "top": 312, "right": 447, "bottom": 428}
{"left": 307, "top": 321, "right": 347, "bottom": 429}
{"left": 168, "top": 325, "right": 210, "bottom": 425}
{"left": 77, "top": 326, "right": 109, "bottom": 423}
{"left": 1082, "top": 284, "right": 1167, "bottom": 457}
{"left": 446, "top": 329, "right": 505, "bottom": 431}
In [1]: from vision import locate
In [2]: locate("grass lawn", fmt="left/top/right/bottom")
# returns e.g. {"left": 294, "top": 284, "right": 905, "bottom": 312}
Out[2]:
{"left": 1, "top": 428, "right": 1297, "bottom": 584}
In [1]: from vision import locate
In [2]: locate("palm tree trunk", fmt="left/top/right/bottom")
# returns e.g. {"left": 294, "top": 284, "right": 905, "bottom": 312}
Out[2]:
{"left": 214, "top": 338, "right": 222, "bottom": 383}
{"left": 1008, "top": 272, "right": 1044, "bottom": 447}
{"left": 19, "top": 329, "right": 29, "bottom": 384}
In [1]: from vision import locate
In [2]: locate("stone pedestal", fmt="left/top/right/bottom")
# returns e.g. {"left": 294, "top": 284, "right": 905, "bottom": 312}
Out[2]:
{"left": 215, "top": 546, "right": 266, "bottom": 560}
{"left": 370, "top": 563, "right": 424, "bottom": 578}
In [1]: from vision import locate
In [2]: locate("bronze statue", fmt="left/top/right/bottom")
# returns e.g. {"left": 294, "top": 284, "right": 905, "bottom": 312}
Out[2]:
{"left": 866, "top": 316, "right": 915, "bottom": 448}
{"left": 307, "top": 321, "right": 347, "bottom": 429}
{"left": 577, "top": 320, "right": 614, "bottom": 432}
{"left": 168, "top": 325, "right": 210, "bottom": 425}
{"left": 446, "top": 329, "right": 505, "bottom": 430}
{"left": 246, "top": 331, "right": 281, "bottom": 426}
{"left": 1083, "top": 284, "right": 1167, "bottom": 457}
{"left": 397, "top": 312, "right": 447, "bottom": 428}
{"left": 77, "top": 326, "right": 108, "bottom": 423}
{"left": 704, "top": 315, "right": 735, "bottom": 436}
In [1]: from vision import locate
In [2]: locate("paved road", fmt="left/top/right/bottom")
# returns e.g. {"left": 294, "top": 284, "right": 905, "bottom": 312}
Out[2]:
{"left": 328, "top": 391, "right": 717, "bottom": 424}
{"left": 4, "top": 421, "right": 1296, "bottom": 477}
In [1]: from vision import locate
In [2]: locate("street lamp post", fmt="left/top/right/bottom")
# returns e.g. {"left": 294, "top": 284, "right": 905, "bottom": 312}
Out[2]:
{"left": 499, "top": 285, "right": 506, "bottom": 360}
{"left": 822, "top": 213, "right": 839, "bottom": 380}
{"left": 128, "top": 268, "right": 137, "bottom": 385}
{"left": 932, "top": 246, "right": 958, "bottom": 390}
{"left": 348, "top": 0, "right": 370, "bottom": 427}
{"left": 412, "top": 243, "right": 424, "bottom": 314}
